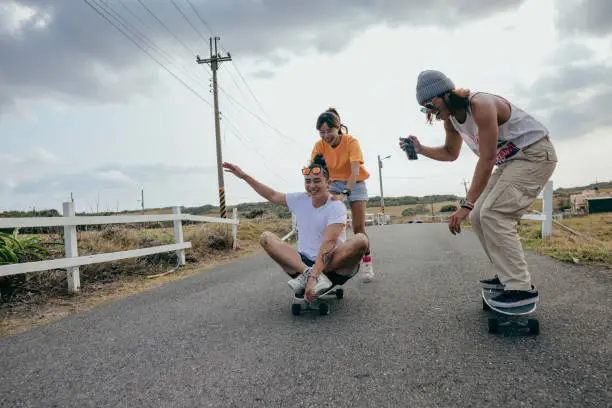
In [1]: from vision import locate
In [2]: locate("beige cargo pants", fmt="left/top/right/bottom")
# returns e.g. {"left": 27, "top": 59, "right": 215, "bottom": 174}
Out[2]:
{"left": 470, "top": 136, "right": 557, "bottom": 291}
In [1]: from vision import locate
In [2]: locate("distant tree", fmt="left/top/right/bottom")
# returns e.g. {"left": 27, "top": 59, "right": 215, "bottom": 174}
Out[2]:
{"left": 440, "top": 205, "right": 458, "bottom": 212}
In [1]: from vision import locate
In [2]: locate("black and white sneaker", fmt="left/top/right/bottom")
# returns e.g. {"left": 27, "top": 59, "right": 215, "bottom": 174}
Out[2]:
{"left": 479, "top": 275, "right": 504, "bottom": 290}
{"left": 488, "top": 286, "right": 539, "bottom": 308}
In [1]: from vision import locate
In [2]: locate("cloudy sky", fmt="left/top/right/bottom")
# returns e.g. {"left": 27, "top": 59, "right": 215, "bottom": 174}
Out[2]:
{"left": 1, "top": 0, "right": 611, "bottom": 213}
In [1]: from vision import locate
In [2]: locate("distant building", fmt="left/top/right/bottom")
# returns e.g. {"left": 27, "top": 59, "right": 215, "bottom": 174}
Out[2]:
{"left": 570, "top": 189, "right": 612, "bottom": 214}
{"left": 587, "top": 197, "right": 612, "bottom": 214}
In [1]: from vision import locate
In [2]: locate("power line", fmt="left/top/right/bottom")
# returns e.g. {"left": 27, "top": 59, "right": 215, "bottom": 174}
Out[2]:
{"left": 222, "top": 116, "right": 290, "bottom": 183}
{"left": 135, "top": 0, "right": 198, "bottom": 56}
{"left": 111, "top": 0, "right": 210, "bottom": 95}
{"left": 82, "top": 0, "right": 213, "bottom": 108}
{"left": 170, "top": 0, "right": 208, "bottom": 43}
{"left": 218, "top": 86, "right": 306, "bottom": 148}
{"left": 85, "top": 1, "right": 290, "bottom": 194}
{"left": 185, "top": 0, "right": 214, "bottom": 34}
{"left": 182, "top": 0, "right": 253, "bottom": 110}
{"left": 182, "top": 1, "right": 277, "bottom": 124}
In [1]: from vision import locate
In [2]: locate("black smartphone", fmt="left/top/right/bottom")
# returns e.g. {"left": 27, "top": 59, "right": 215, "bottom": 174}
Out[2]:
{"left": 401, "top": 138, "right": 418, "bottom": 160}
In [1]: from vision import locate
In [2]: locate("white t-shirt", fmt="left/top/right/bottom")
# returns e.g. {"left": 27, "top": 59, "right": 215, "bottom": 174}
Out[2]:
{"left": 285, "top": 192, "right": 347, "bottom": 261}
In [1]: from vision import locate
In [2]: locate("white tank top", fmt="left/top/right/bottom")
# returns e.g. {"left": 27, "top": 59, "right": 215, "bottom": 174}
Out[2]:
{"left": 449, "top": 92, "right": 549, "bottom": 165}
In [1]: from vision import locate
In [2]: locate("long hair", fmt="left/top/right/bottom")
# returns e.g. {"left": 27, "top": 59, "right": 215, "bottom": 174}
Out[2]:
{"left": 316, "top": 107, "right": 349, "bottom": 134}
{"left": 426, "top": 89, "right": 471, "bottom": 124}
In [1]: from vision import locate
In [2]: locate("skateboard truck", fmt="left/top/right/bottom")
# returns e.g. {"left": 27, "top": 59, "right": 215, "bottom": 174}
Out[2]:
{"left": 291, "top": 286, "right": 344, "bottom": 316}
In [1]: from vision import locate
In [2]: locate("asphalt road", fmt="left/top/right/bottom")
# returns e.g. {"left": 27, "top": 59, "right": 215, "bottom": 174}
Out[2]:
{"left": 0, "top": 224, "right": 610, "bottom": 408}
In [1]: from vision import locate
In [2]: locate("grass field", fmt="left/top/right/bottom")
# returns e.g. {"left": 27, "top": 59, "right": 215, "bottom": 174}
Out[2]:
{"left": 518, "top": 213, "right": 612, "bottom": 266}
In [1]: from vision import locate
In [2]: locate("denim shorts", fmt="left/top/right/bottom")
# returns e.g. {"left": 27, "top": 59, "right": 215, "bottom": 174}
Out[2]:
{"left": 299, "top": 253, "right": 360, "bottom": 286}
{"left": 330, "top": 180, "right": 368, "bottom": 203}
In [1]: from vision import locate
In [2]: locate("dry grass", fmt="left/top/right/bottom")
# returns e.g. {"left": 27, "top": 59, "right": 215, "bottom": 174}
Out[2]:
{"left": 0, "top": 218, "right": 292, "bottom": 338}
{"left": 518, "top": 213, "right": 612, "bottom": 267}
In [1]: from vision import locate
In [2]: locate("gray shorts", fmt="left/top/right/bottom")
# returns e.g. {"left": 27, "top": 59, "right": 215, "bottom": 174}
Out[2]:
{"left": 330, "top": 180, "right": 368, "bottom": 202}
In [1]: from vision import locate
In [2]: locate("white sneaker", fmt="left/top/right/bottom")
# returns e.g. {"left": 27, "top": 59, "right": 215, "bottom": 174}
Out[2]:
{"left": 314, "top": 273, "right": 333, "bottom": 296}
{"left": 362, "top": 259, "right": 374, "bottom": 283}
{"left": 288, "top": 267, "right": 311, "bottom": 293}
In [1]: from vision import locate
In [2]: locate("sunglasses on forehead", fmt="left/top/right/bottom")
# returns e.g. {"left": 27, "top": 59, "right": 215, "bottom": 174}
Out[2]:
{"left": 302, "top": 166, "right": 324, "bottom": 176}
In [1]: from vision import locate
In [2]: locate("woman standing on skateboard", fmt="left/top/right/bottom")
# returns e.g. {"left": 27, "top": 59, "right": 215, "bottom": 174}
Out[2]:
{"left": 400, "top": 70, "right": 557, "bottom": 309}
{"left": 311, "top": 108, "right": 375, "bottom": 282}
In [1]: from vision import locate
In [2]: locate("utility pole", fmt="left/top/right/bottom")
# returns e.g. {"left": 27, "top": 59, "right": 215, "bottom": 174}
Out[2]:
{"left": 377, "top": 154, "right": 391, "bottom": 214}
{"left": 197, "top": 36, "right": 232, "bottom": 218}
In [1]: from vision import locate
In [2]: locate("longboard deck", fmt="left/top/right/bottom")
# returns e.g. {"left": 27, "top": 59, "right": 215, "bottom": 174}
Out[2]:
{"left": 481, "top": 288, "right": 537, "bottom": 316}
{"left": 481, "top": 287, "right": 539, "bottom": 334}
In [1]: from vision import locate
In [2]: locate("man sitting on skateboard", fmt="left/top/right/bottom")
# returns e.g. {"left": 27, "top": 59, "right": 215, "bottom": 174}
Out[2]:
{"left": 222, "top": 154, "right": 369, "bottom": 301}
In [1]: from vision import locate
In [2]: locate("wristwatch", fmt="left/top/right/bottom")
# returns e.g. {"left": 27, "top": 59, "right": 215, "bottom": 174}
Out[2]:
{"left": 459, "top": 198, "right": 474, "bottom": 211}
{"left": 341, "top": 188, "right": 351, "bottom": 197}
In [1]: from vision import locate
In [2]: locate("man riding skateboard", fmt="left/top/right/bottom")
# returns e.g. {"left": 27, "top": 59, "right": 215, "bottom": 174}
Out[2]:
{"left": 401, "top": 70, "right": 557, "bottom": 309}
{"left": 222, "top": 154, "right": 369, "bottom": 302}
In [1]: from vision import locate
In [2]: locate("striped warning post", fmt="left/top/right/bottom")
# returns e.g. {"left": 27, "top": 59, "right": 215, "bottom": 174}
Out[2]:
{"left": 219, "top": 187, "right": 227, "bottom": 218}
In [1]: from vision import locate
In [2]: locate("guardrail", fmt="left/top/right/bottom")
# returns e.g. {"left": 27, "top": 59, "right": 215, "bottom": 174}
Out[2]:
{"left": 0, "top": 202, "right": 239, "bottom": 292}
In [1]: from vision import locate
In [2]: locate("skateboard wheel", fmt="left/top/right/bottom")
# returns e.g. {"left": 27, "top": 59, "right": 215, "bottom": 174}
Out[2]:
{"left": 319, "top": 303, "right": 330, "bottom": 315}
{"left": 482, "top": 298, "right": 490, "bottom": 311}
{"left": 291, "top": 304, "right": 301, "bottom": 316}
{"left": 488, "top": 317, "right": 499, "bottom": 333}
{"left": 335, "top": 288, "right": 344, "bottom": 299}
{"left": 527, "top": 318, "right": 539, "bottom": 335}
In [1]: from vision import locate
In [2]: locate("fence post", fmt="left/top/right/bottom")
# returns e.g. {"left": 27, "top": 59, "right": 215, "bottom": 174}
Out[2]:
{"left": 232, "top": 208, "right": 238, "bottom": 250}
{"left": 63, "top": 201, "right": 80, "bottom": 293}
{"left": 172, "top": 206, "right": 186, "bottom": 265}
{"left": 542, "top": 180, "right": 553, "bottom": 237}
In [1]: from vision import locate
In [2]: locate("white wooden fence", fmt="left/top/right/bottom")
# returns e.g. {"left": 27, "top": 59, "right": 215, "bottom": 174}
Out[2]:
{"left": 520, "top": 180, "right": 554, "bottom": 237}
{"left": 409, "top": 180, "right": 554, "bottom": 236}
{"left": 0, "top": 202, "right": 239, "bottom": 293}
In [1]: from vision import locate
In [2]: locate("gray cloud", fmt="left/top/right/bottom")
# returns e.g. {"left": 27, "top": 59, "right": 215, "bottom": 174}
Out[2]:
{"left": 545, "top": 41, "right": 596, "bottom": 65}
{"left": 545, "top": 88, "right": 612, "bottom": 139}
{"left": 11, "top": 163, "right": 216, "bottom": 195}
{"left": 519, "top": 57, "right": 612, "bottom": 140}
{"left": 557, "top": 0, "right": 612, "bottom": 36}
{"left": 0, "top": 0, "right": 526, "bottom": 113}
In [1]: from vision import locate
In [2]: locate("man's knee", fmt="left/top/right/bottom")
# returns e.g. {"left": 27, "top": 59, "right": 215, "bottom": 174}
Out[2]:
{"left": 259, "top": 231, "right": 276, "bottom": 248}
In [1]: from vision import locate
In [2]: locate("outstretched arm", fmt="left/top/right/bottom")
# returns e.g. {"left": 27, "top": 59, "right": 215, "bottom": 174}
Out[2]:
{"left": 222, "top": 162, "right": 287, "bottom": 207}
{"left": 419, "top": 119, "right": 463, "bottom": 162}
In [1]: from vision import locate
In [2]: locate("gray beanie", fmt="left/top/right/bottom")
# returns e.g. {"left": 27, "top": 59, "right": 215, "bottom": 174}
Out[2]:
{"left": 416, "top": 70, "right": 455, "bottom": 105}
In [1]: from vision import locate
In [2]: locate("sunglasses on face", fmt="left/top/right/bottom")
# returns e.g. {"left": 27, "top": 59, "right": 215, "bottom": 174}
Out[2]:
{"left": 302, "top": 166, "right": 323, "bottom": 176}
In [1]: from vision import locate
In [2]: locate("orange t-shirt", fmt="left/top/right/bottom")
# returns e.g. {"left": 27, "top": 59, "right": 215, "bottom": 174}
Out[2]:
{"left": 311, "top": 134, "right": 370, "bottom": 182}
